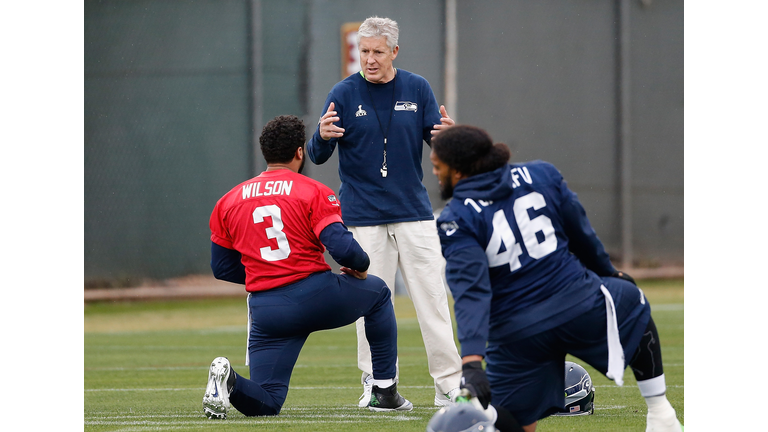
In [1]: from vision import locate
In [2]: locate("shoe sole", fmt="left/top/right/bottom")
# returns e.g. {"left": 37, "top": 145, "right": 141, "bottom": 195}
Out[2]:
{"left": 203, "top": 407, "right": 226, "bottom": 419}
{"left": 368, "top": 400, "right": 413, "bottom": 412}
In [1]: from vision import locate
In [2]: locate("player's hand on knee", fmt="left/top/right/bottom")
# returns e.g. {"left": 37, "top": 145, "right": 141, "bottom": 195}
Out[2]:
{"left": 461, "top": 361, "right": 491, "bottom": 409}
{"left": 340, "top": 267, "right": 367, "bottom": 280}
{"left": 611, "top": 270, "right": 636, "bottom": 285}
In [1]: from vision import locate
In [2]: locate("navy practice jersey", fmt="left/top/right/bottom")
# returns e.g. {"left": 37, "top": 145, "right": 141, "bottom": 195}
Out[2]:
{"left": 436, "top": 161, "right": 617, "bottom": 358}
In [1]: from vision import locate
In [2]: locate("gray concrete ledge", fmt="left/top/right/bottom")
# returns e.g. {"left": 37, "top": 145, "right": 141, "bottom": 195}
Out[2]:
{"left": 84, "top": 267, "right": 683, "bottom": 302}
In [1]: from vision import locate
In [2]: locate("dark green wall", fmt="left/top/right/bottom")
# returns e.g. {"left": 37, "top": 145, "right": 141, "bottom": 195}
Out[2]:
{"left": 85, "top": 0, "right": 251, "bottom": 283}
{"left": 261, "top": 0, "right": 308, "bottom": 120}
{"left": 453, "top": 0, "right": 684, "bottom": 263}
{"left": 85, "top": 0, "right": 684, "bottom": 285}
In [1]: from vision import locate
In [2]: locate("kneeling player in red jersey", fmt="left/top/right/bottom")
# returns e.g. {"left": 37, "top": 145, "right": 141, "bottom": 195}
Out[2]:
{"left": 202, "top": 115, "right": 410, "bottom": 418}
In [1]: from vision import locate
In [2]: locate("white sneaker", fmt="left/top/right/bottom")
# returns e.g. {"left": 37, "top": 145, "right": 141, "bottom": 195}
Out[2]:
{"left": 203, "top": 357, "right": 232, "bottom": 419}
{"left": 434, "top": 387, "right": 461, "bottom": 406}
{"left": 646, "top": 412, "right": 684, "bottom": 432}
{"left": 357, "top": 373, "right": 374, "bottom": 408}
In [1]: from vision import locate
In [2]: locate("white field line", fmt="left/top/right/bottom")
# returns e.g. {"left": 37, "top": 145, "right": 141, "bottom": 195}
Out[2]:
{"left": 85, "top": 418, "right": 427, "bottom": 430}
{"left": 86, "top": 406, "right": 433, "bottom": 414}
{"left": 85, "top": 407, "right": 434, "bottom": 427}
{"left": 87, "top": 360, "right": 437, "bottom": 371}
{"left": 85, "top": 383, "right": 682, "bottom": 393}
{"left": 85, "top": 385, "right": 436, "bottom": 392}
{"left": 651, "top": 304, "right": 684, "bottom": 311}
{"left": 87, "top": 364, "right": 363, "bottom": 371}
{"left": 85, "top": 345, "right": 243, "bottom": 350}
{"left": 87, "top": 361, "right": 683, "bottom": 373}
{"left": 87, "top": 345, "right": 426, "bottom": 352}
{"left": 85, "top": 418, "right": 424, "bottom": 427}
{"left": 89, "top": 366, "right": 210, "bottom": 371}
{"left": 88, "top": 407, "right": 431, "bottom": 413}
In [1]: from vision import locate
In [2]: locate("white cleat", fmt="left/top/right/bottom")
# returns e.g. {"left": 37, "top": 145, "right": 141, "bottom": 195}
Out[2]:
{"left": 357, "top": 372, "right": 374, "bottom": 408}
{"left": 646, "top": 413, "right": 684, "bottom": 432}
{"left": 202, "top": 357, "right": 232, "bottom": 419}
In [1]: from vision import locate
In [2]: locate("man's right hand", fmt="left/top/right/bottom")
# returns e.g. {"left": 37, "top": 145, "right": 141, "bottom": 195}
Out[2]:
{"left": 461, "top": 361, "right": 491, "bottom": 409}
{"left": 319, "top": 102, "right": 345, "bottom": 141}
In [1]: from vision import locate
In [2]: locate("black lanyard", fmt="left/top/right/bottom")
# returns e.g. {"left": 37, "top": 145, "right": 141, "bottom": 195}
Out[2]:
{"left": 364, "top": 69, "right": 397, "bottom": 177}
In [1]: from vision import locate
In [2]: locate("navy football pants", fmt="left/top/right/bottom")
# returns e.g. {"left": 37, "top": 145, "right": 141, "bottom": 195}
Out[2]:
{"left": 228, "top": 271, "right": 398, "bottom": 416}
{"left": 485, "top": 276, "right": 652, "bottom": 426}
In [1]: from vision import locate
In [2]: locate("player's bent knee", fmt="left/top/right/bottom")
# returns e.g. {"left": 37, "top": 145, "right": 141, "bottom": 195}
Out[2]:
{"left": 238, "top": 399, "right": 282, "bottom": 417}
{"left": 365, "top": 275, "right": 391, "bottom": 299}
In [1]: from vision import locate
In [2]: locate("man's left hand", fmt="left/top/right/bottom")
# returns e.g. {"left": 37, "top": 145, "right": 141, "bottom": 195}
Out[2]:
{"left": 340, "top": 267, "right": 367, "bottom": 280}
{"left": 612, "top": 270, "right": 636, "bottom": 285}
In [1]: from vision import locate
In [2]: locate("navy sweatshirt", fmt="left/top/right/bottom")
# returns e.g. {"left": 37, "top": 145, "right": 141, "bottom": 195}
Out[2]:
{"left": 308, "top": 69, "right": 442, "bottom": 226}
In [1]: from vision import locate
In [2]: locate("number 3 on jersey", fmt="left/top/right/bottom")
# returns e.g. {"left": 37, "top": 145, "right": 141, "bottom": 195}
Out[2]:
{"left": 485, "top": 191, "right": 557, "bottom": 271}
{"left": 253, "top": 205, "right": 291, "bottom": 261}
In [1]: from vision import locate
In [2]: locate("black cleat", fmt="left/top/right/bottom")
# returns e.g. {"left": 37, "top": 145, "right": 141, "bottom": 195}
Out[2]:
{"left": 367, "top": 383, "right": 413, "bottom": 412}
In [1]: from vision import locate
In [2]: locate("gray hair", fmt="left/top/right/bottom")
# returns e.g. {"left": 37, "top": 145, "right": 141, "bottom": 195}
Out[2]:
{"left": 357, "top": 16, "right": 399, "bottom": 51}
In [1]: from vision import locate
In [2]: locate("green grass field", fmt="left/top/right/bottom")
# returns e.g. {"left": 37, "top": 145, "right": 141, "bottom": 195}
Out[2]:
{"left": 84, "top": 278, "right": 683, "bottom": 431}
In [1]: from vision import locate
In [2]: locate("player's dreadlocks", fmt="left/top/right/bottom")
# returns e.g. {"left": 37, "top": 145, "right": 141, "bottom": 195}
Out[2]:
{"left": 432, "top": 125, "right": 510, "bottom": 176}
{"left": 259, "top": 115, "right": 306, "bottom": 164}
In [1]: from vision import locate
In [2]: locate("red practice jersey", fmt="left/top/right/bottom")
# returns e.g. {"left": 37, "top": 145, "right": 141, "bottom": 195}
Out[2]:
{"left": 209, "top": 169, "right": 343, "bottom": 292}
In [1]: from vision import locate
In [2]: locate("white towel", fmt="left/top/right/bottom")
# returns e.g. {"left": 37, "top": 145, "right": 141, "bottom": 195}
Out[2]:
{"left": 600, "top": 284, "right": 625, "bottom": 386}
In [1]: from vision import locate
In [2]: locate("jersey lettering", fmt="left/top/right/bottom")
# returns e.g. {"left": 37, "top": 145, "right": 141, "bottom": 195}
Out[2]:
{"left": 510, "top": 166, "right": 532, "bottom": 188}
{"left": 486, "top": 210, "right": 523, "bottom": 271}
{"left": 513, "top": 192, "right": 557, "bottom": 259}
{"left": 486, "top": 191, "right": 557, "bottom": 271}
{"left": 242, "top": 180, "right": 294, "bottom": 199}
{"left": 252, "top": 205, "right": 291, "bottom": 261}
{"left": 464, "top": 198, "right": 492, "bottom": 213}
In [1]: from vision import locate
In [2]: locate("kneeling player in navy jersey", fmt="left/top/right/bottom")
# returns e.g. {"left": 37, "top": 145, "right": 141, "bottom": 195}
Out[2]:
{"left": 203, "top": 115, "right": 411, "bottom": 419}
{"left": 429, "top": 125, "right": 682, "bottom": 432}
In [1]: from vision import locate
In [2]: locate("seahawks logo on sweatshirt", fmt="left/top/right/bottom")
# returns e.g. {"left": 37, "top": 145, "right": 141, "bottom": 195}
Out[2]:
{"left": 394, "top": 101, "right": 417, "bottom": 112}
